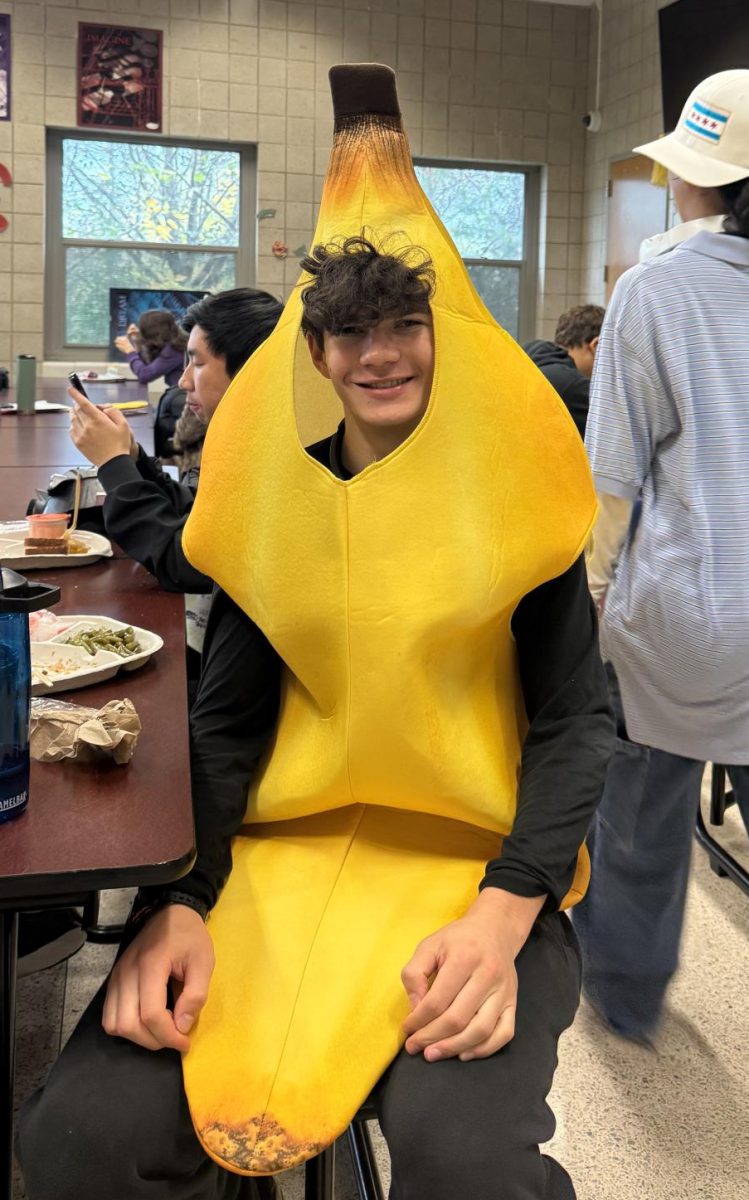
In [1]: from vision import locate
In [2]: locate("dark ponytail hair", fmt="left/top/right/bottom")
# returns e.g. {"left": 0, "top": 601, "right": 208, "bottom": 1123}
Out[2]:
{"left": 719, "top": 177, "right": 749, "bottom": 238}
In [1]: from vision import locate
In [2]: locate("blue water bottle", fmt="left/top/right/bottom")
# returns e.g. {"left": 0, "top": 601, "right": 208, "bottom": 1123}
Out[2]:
{"left": 0, "top": 568, "right": 60, "bottom": 823}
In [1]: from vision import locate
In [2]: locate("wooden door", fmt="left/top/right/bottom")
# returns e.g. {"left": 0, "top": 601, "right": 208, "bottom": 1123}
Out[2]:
{"left": 605, "top": 155, "right": 669, "bottom": 299}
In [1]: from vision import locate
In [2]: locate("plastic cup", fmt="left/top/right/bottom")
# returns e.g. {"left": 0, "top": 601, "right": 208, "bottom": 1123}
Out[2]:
{"left": 26, "top": 513, "right": 69, "bottom": 539}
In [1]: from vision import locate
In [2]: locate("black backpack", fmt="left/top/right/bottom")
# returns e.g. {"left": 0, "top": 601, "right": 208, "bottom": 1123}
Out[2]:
{"left": 153, "top": 386, "right": 188, "bottom": 459}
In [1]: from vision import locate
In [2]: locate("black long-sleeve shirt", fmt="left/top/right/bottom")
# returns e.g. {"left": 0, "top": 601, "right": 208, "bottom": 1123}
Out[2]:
{"left": 139, "top": 427, "right": 613, "bottom": 922}
{"left": 98, "top": 448, "right": 212, "bottom": 594}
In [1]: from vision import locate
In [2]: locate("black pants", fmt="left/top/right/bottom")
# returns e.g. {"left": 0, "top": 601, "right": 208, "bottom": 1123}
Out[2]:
{"left": 18, "top": 912, "right": 581, "bottom": 1200}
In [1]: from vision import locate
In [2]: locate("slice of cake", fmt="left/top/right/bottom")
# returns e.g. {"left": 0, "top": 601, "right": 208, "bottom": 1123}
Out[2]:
{"left": 24, "top": 537, "right": 71, "bottom": 555}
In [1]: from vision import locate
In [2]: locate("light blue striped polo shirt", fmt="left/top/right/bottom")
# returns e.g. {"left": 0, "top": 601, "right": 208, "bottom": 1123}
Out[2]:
{"left": 586, "top": 231, "right": 749, "bottom": 763}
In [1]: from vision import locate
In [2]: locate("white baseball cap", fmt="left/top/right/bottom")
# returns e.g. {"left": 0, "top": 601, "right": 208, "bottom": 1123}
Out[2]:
{"left": 634, "top": 69, "right": 749, "bottom": 187}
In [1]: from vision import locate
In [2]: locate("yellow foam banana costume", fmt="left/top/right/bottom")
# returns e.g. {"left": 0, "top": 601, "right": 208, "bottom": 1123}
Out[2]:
{"left": 181, "top": 64, "right": 597, "bottom": 1176}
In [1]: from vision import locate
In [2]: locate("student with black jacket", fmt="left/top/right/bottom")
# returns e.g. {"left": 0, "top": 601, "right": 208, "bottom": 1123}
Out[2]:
{"left": 524, "top": 305, "right": 604, "bottom": 440}
{"left": 69, "top": 288, "right": 283, "bottom": 596}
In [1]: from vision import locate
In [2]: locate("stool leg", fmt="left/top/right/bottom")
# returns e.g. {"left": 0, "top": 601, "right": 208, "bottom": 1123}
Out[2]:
{"left": 347, "top": 1122, "right": 385, "bottom": 1200}
{"left": 305, "top": 1144, "right": 335, "bottom": 1200}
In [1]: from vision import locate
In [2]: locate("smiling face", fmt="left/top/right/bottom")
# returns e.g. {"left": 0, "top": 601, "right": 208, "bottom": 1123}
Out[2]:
{"left": 307, "top": 311, "right": 435, "bottom": 443}
{"left": 178, "top": 325, "right": 232, "bottom": 425}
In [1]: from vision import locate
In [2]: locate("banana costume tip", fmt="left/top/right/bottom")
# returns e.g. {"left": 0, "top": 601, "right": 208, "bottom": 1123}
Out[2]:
{"left": 328, "top": 63, "right": 401, "bottom": 123}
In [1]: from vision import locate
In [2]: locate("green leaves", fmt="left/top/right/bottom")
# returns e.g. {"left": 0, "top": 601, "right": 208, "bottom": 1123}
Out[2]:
{"left": 61, "top": 137, "right": 241, "bottom": 247}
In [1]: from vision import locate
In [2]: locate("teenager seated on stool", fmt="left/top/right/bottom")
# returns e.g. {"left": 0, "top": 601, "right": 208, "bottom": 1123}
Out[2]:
{"left": 20, "top": 237, "right": 612, "bottom": 1200}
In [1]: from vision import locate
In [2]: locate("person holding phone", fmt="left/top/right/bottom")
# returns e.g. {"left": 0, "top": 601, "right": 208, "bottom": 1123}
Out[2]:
{"left": 68, "top": 288, "right": 283, "bottom": 679}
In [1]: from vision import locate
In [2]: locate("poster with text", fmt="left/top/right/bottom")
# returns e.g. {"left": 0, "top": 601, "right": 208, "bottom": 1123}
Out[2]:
{"left": 0, "top": 15, "right": 10, "bottom": 122}
{"left": 78, "top": 23, "right": 162, "bottom": 131}
{"left": 109, "top": 289, "right": 208, "bottom": 362}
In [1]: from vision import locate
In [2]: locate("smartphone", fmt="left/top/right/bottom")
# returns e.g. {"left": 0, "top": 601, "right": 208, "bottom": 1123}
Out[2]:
{"left": 67, "top": 371, "right": 89, "bottom": 399}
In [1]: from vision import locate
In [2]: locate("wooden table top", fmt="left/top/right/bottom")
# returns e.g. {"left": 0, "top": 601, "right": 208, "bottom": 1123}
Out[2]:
{"left": 1, "top": 376, "right": 148, "bottom": 415}
{"left": 0, "top": 557, "right": 195, "bottom": 904}
{"left": 0, "top": 379, "right": 155, "bottom": 466}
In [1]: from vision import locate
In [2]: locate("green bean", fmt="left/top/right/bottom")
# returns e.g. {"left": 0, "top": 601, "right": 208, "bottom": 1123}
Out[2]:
{"left": 64, "top": 626, "right": 142, "bottom": 658}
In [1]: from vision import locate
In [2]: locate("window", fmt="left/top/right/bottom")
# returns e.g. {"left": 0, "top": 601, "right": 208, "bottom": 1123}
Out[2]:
{"left": 46, "top": 131, "right": 256, "bottom": 359}
{"left": 414, "top": 161, "right": 539, "bottom": 343}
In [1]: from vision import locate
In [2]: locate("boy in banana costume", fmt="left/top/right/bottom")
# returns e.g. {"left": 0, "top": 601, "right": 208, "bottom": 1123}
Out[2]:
{"left": 18, "top": 67, "right": 613, "bottom": 1200}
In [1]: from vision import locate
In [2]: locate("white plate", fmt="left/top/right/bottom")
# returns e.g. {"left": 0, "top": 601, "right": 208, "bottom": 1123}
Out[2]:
{"left": 0, "top": 527, "right": 113, "bottom": 570}
{"left": 30, "top": 614, "right": 164, "bottom": 694}
{"left": 30, "top": 642, "right": 122, "bottom": 694}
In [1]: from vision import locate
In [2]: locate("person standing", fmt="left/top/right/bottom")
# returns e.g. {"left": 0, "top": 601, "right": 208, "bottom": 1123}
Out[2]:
{"left": 575, "top": 69, "right": 749, "bottom": 1043}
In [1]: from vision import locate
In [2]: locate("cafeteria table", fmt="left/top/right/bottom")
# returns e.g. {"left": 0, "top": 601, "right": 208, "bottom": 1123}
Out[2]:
{"left": 0, "top": 557, "right": 195, "bottom": 1200}
{"left": 0, "top": 379, "right": 154, "bottom": 468}
{"left": 0, "top": 376, "right": 149, "bottom": 414}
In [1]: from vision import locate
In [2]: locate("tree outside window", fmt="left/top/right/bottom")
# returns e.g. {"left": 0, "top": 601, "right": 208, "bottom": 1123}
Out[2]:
{"left": 414, "top": 163, "right": 534, "bottom": 341}
{"left": 47, "top": 132, "right": 253, "bottom": 358}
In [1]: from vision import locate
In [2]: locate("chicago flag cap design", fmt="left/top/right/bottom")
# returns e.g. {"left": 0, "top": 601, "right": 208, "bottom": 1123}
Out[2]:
{"left": 634, "top": 70, "right": 749, "bottom": 187}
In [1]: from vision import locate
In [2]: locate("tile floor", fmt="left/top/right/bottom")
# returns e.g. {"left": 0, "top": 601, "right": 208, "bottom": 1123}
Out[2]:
{"left": 12, "top": 779, "right": 749, "bottom": 1199}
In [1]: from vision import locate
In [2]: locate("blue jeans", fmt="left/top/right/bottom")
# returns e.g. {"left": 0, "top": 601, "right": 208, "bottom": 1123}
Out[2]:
{"left": 573, "top": 667, "right": 749, "bottom": 1040}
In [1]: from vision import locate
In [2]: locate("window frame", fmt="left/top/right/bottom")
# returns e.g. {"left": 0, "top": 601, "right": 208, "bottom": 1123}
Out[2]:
{"left": 413, "top": 157, "right": 540, "bottom": 345}
{"left": 45, "top": 128, "right": 257, "bottom": 361}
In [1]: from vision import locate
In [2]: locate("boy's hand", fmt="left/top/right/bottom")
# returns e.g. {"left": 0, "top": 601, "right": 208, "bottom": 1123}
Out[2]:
{"left": 401, "top": 889, "right": 544, "bottom": 1062}
{"left": 102, "top": 904, "right": 215, "bottom": 1053}
{"left": 69, "top": 388, "right": 136, "bottom": 465}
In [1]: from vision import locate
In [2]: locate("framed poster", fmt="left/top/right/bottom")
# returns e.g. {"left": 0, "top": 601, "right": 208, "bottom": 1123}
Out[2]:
{"left": 0, "top": 15, "right": 10, "bottom": 122}
{"left": 109, "top": 288, "right": 208, "bottom": 361}
{"left": 78, "top": 23, "right": 162, "bottom": 131}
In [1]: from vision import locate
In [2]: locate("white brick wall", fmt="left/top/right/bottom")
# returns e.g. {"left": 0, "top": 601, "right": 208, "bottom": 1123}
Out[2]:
{"left": 0, "top": 0, "right": 660, "bottom": 364}
{"left": 580, "top": 0, "right": 666, "bottom": 302}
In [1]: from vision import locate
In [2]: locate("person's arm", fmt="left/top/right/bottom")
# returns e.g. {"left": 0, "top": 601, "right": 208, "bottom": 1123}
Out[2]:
{"left": 106, "top": 445, "right": 198, "bottom": 514}
{"left": 103, "top": 590, "right": 282, "bottom": 1050}
{"left": 402, "top": 556, "right": 614, "bottom": 1062}
{"left": 585, "top": 271, "right": 679, "bottom": 502}
{"left": 98, "top": 455, "right": 211, "bottom": 593}
{"left": 586, "top": 491, "right": 634, "bottom": 608}
{"left": 125, "top": 347, "right": 178, "bottom": 384}
{"left": 477, "top": 555, "right": 614, "bottom": 909}
{"left": 139, "top": 588, "right": 282, "bottom": 914}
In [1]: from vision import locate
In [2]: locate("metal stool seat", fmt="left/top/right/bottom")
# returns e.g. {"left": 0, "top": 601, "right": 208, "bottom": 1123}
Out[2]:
{"left": 304, "top": 1098, "right": 384, "bottom": 1200}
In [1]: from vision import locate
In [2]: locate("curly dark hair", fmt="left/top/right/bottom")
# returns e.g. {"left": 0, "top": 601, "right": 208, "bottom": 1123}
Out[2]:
{"left": 299, "top": 234, "right": 435, "bottom": 348}
{"left": 554, "top": 304, "right": 605, "bottom": 350}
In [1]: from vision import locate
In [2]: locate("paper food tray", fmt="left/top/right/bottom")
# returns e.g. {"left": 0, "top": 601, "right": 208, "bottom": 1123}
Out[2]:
{"left": 0, "top": 527, "right": 113, "bottom": 570}
{"left": 30, "top": 614, "right": 164, "bottom": 695}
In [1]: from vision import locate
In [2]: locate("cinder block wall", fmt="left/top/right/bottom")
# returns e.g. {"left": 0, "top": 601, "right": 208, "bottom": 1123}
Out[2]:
{"left": 0, "top": 0, "right": 602, "bottom": 368}
{"left": 580, "top": 0, "right": 666, "bottom": 302}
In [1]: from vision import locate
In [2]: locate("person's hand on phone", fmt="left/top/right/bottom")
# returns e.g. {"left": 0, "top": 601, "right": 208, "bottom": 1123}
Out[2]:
{"left": 114, "top": 334, "right": 135, "bottom": 354}
{"left": 68, "top": 388, "right": 137, "bottom": 466}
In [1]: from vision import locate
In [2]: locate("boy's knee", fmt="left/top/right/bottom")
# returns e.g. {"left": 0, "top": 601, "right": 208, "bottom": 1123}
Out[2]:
{"left": 384, "top": 1097, "right": 550, "bottom": 1199}
{"left": 16, "top": 1047, "right": 183, "bottom": 1200}
{"left": 17, "top": 1085, "right": 98, "bottom": 1200}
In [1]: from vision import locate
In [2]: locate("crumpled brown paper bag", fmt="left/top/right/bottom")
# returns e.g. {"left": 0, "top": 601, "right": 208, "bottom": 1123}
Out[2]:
{"left": 30, "top": 697, "right": 141, "bottom": 764}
